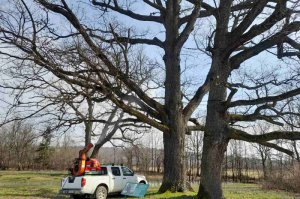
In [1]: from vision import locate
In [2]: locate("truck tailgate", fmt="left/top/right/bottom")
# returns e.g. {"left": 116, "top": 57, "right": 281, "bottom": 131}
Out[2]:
{"left": 61, "top": 176, "right": 83, "bottom": 189}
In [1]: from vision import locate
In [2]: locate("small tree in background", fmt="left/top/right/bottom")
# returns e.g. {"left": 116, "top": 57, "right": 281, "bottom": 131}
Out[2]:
{"left": 35, "top": 127, "right": 53, "bottom": 169}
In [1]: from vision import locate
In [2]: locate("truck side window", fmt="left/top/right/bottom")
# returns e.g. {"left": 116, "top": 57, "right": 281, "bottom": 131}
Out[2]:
{"left": 99, "top": 167, "right": 108, "bottom": 175}
{"left": 122, "top": 167, "right": 134, "bottom": 176}
{"left": 111, "top": 167, "right": 121, "bottom": 176}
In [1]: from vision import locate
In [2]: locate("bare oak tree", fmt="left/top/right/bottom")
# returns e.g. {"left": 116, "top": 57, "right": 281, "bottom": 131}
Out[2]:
{"left": 1, "top": 1, "right": 300, "bottom": 198}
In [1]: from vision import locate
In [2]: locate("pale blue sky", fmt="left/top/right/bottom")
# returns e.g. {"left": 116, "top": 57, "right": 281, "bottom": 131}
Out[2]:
{"left": 0, "top": 0, "right": 299, "bottom": 147}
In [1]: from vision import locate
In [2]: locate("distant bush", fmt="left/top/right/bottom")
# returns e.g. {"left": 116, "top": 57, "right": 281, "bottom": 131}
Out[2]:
{"left": 262, "top": 163, "right": 300, "bottom": 193}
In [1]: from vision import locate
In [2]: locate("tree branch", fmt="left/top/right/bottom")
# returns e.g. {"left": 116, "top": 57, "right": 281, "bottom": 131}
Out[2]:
{"left": 230, "top": 0, "right": 268, "bottom": 39}
{"left": 229, "top": 87, "right": 300, "bottom": 107}
{"left": 229, "top": 128, "right": 296, "bottom": 156}
{"left": 229, "top": 113, "right": 284, "bottom": 126}
{"left": 143, "top": 0, "right": 165, "bottom": 12}
{"left": 37, "top": 0, "right": 166, "bottom": 117}
{"left": 91, "top": 0, "right": 163, "bottom": 23}
{"left": 176, "top": 0, "right": 202, "bottom": 49}
{"left": 278, "top": 36, "right": 300, "bottom": 58}
{"left": 230, "top": 21, "right": 300, "bottom": 70}
{"left": 228, "top": 0, "right": 290, "bottom": 54}
{"left": 183, "top": 73, "right": 210, "bottom": 119}
{"left": 229, "top": 128, "right": 300, "bottom": 142}
{"left": 90, "top": 31, "right": 164, "bottom": 48}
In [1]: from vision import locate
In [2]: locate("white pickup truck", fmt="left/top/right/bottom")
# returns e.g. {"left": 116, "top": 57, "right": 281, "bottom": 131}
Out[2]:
{"left": 60, "top": 165, "right": 147, "bottom": 199}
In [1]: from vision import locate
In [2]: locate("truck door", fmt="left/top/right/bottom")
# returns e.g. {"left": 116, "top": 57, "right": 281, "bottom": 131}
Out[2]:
{"left": 121, "top": 166, "right": 135, "bottom": 183}
{"left": 111, "top": 167, "right": 125, "bottom": 192}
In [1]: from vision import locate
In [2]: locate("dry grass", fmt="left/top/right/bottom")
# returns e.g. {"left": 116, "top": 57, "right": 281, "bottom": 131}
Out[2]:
{"left": 0, "top": 170, "right": 299, "bottom": 199}
{"left": 263, "top": 164, "right": 300, "bottom": 193}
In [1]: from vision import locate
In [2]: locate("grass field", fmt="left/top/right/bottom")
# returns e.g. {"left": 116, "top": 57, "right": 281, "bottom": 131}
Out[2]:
{"left": 0, "top": 170, "right": 299, "bottom": 199}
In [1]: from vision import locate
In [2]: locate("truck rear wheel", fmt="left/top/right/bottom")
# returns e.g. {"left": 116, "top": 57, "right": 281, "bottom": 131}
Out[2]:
{"left": 95, "top": 185, "right": 107, "bottom": 199}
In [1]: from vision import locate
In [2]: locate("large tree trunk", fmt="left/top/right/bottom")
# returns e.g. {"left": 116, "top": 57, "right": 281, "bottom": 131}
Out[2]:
{"left": 159, "top": 118, "right": 186, "bottom": 192}
{"left": 159, "top": 0, "right": 187, "bottom": 193}
{"left": 198, "top": 3, "right": 231, "bottom": 194}
{"left": 198, "top": 57, "right": 230, "bottom": 199}
{"left": 198, "top": 135, "right": 228, "bottom": 198}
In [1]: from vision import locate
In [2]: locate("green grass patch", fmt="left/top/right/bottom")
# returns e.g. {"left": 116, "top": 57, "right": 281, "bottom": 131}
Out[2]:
{"left": 0, "top": 170, "right": 67, "bottom": 199}
{"left": 0, "top": 170, "right": 299, "bottom": 199}
{"left": 223, "top": 183, "right": 297, "bottom": 199}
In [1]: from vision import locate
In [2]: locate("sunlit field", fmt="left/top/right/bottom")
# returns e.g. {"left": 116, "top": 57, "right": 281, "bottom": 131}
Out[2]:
{"left": 0, "top": 171, "right": 299, "bottom": 199}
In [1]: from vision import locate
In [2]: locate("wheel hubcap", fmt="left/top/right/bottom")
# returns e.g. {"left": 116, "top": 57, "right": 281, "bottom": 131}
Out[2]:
{"left": 97, "top": 187, "right": 106, "bottom": 199}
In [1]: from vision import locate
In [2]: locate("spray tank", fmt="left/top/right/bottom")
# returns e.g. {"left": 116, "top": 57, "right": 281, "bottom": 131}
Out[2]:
{"left": 70, "top": 143, "right": 101, "bottom": 176}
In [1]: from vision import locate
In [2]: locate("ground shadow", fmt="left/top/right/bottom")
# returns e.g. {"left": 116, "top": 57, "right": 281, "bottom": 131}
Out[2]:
{"left": 107, "top": 195, "right": 197, "bottom": 199}
{"left": 107, "top": 192, "right": 197, "bottom": 199}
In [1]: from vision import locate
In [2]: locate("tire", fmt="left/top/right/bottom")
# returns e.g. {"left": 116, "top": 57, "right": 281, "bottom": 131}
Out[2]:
{"left": 95, "top": 186, "right": 108, "bottom": 199}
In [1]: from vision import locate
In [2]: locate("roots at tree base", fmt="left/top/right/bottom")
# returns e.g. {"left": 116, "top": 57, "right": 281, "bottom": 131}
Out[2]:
{"left": 158, "top": 181, "right": 186, "bottom": 193}
{"left": 158, "top": 181, "right": 194, "bottom": 193}
{"left": 197, "top": 185, "right": 226, "bottom": 199}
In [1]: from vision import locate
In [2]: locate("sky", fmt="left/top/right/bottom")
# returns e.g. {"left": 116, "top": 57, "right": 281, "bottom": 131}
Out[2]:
{"left": 0, "top": 0, "right": 299, "bottom": 149}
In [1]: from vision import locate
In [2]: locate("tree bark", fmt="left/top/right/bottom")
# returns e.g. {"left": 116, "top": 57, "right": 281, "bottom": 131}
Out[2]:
{"left": 198, "top": 57, "right": 230, "bottom": 199}
{"left": 84, "top": 121, "right": 92, "bottom": 147}
{"left": 198, "top": 135, "right": 228, "bottom": 198}
{"left": 159, "top": 118, "right": 186, "bottom": 192}
{"left": 158, "top": 0, "right": 187, "bottom": 193}
{"left": 84, "top": 97, "right": 94, "bottom": 146}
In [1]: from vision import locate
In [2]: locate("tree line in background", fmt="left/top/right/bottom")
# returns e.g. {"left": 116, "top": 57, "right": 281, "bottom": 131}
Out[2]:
{"left": 1, "top": 119, "right": 299, "bottom": 194}
{"left": 0, "top": 120, "right": 164, "bottom": 172}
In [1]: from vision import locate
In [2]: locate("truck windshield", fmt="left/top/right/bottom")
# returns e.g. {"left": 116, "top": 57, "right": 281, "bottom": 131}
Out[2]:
{"left": 121, "top": 167, "right": 134, "bottom": 176}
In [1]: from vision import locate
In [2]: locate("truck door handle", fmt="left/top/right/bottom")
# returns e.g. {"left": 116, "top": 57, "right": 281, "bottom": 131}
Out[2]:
{"left": 112, "top": 178, "right": 115, "bottom": 179}
{"left": 123, "top": 178, "right": 126, "bottom": 179}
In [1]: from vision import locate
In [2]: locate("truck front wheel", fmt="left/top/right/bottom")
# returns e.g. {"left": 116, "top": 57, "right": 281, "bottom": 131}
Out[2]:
{"left": 95, "top": 186, "right": 108, "bottom": 199}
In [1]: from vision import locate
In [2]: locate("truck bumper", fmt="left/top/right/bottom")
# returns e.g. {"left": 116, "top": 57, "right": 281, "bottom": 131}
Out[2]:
{"left": 60, "top": 189, "right": 83, "bottom": 195}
